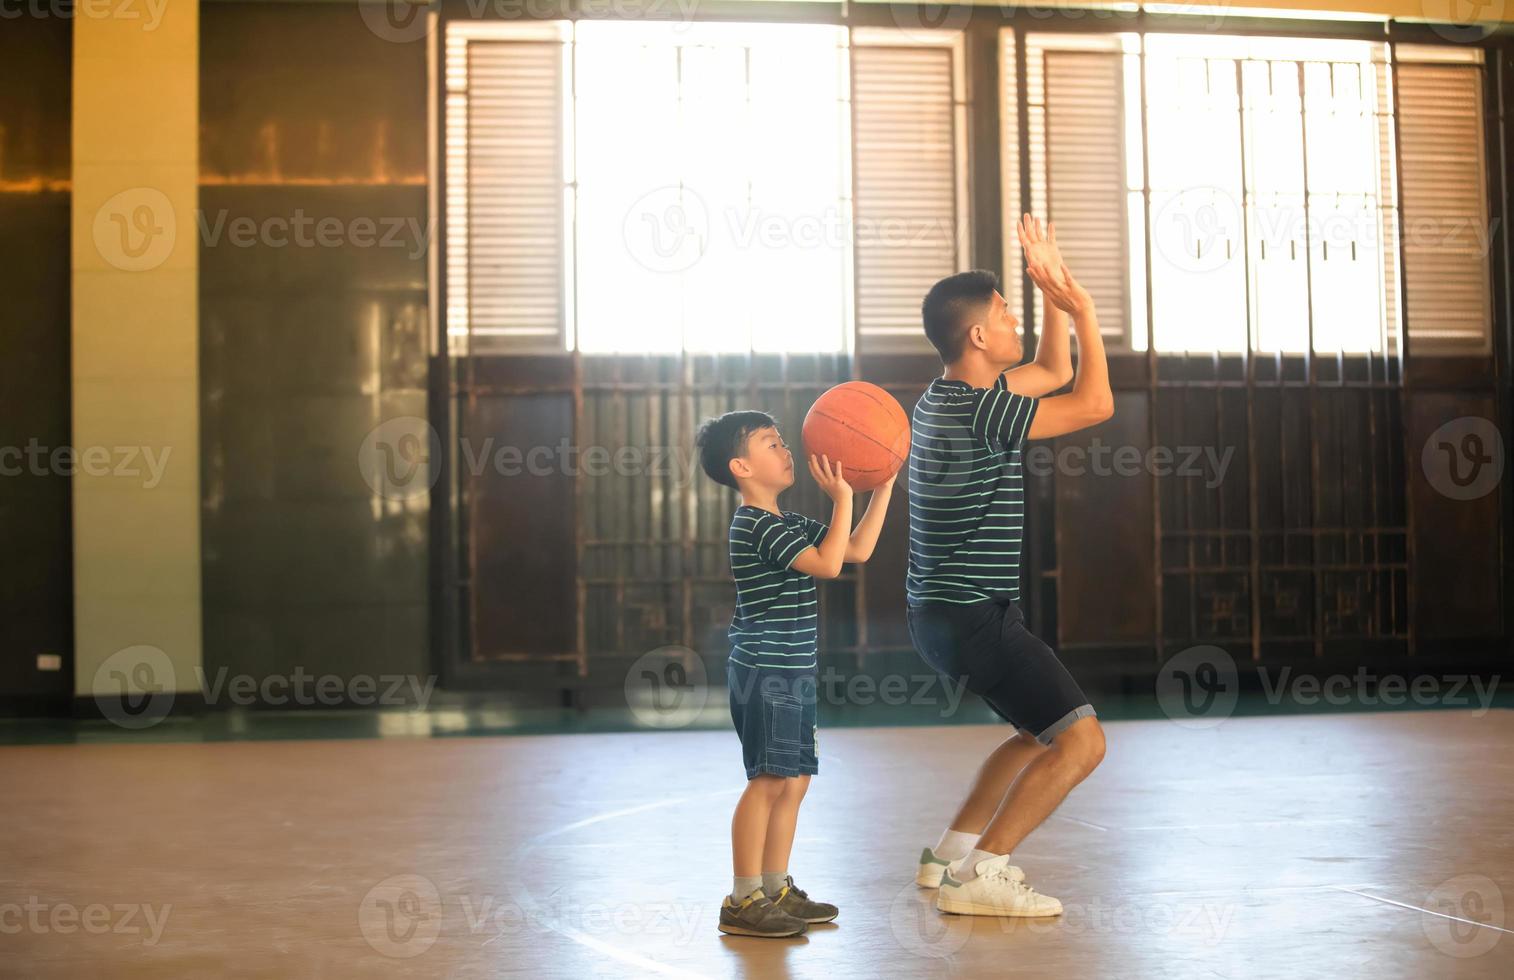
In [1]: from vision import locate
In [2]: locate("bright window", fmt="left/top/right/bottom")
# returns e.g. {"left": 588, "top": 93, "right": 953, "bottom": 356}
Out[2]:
{"left": 574, "top": 23, "right": 852, "bottom": 354}
{"left": 1142, "top": 34, "right": 1393, "bottom": 353}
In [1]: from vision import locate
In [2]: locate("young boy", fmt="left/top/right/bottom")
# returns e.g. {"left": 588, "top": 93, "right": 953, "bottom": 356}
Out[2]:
{"left": 908, "top": 215, "right": 1113, "bottom": 917}
{"left": 695, "top": 411, "right": 894, "bottom": 938}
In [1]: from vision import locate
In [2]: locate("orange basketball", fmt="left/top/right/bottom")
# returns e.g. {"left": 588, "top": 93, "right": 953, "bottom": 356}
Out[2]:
{"left": 801, "top": 381, "right": 910, "bottom": 492}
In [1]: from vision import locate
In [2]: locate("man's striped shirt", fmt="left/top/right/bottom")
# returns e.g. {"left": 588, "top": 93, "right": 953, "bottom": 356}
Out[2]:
{"left": 907, "top": 376, "right": 1039, "bottom": 606}
{"left": 728, "top": 505, "right": 828, "bottom": 670}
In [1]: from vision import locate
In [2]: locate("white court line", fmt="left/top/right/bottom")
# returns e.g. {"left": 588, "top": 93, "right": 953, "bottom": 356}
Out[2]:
{"left": 1120, "top": 817, "right": 1360, "bottom": 832}
{"left": 508, "top": 787, "right": 744, "bottom": 979}
{"left": 1331, "top": 885, "right": 1514, "bottom": 936}
{"left": 1051, "top": 814, "right": 1109, "bottom": 832}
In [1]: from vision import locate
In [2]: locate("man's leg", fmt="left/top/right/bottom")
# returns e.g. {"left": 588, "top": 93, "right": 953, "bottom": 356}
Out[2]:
{"left": 974, "top": 715, "right": 1104, "bottom": 855}
{"left": 944, "top": 730, "right": 1045, "bottom": 836}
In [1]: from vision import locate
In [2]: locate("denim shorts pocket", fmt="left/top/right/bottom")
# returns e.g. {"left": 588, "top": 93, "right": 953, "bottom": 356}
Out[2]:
{"left": 766, "top": 695, "right": 803, "bottom": 747}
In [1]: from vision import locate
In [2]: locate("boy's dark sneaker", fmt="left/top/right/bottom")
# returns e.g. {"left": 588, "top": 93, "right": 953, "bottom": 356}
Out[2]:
{"left": 770, "top": 875, "right": 838, "bottom": 923}
{"left": 719, "top": 889, "right": 808, "bottom": 938}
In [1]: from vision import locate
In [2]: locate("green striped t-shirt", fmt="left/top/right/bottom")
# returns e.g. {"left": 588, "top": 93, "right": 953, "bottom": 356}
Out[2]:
{"left": 907, "top": 375, "right": 1039, "bottom": 606}
{"left": 727, "top": 505, "right": 828, "bottom": 670}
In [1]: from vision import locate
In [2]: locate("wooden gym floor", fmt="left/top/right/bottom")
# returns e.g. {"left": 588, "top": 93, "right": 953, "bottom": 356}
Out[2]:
{"left": 3, "top": 709, "right": 1512, "bottom": 978}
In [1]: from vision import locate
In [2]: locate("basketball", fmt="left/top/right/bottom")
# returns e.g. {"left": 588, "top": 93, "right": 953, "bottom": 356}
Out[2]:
{"left": 801, "top": 381, "right": 910, "bottom": 492}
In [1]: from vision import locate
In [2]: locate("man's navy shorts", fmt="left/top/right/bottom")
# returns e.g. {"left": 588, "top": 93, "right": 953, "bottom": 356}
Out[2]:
{"left": 727, "top": 658, "right": 819, "bottom": 780}
{"left": 907, "top": 598, "right": 1095, "bottom": 743}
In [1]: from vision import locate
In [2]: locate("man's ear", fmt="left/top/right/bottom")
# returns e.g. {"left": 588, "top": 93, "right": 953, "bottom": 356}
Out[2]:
{"left": 963, "top": 321, "right": 987, "bottom": 352}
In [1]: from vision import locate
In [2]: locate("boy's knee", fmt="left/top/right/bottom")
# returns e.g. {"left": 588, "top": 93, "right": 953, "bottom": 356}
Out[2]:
{"left": 1052, "top": 716, "right": 1105, "bottom": 776}
{"left": 748, "top": 774, "right": 789, "bottom": 801}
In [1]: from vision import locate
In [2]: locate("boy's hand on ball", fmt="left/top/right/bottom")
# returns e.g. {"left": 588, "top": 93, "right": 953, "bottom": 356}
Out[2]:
{"left": 809, "top": 454, "right": 853, "bottom": 501}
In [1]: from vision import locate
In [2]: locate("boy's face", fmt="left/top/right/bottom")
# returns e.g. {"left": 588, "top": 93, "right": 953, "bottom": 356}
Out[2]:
{"left": 731, "top": 425, "right": 794, "bottom": 492}
{"left": 965, "top": 290, "right": 1023, "bottom": 366}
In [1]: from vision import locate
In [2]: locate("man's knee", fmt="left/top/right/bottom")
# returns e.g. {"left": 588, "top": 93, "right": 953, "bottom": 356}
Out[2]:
{"left": 1051, "top": 716, "right": 1105, "bottom": 776}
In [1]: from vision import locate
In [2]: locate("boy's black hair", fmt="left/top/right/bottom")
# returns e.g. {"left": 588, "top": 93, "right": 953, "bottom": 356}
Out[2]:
{"left": 695, "top": 411, "right": 778, "bottom": 490}
{"left": 922, "top": 269, "right": 1000, "bottom": 363}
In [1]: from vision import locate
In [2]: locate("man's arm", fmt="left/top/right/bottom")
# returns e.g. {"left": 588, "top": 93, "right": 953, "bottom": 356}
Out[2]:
{"left": 791, "top": 455, "right": 853, "bottom": 580}
{"left": 1002, "top": 303, "right": 1072, "bottom": 397}
{"left": 1025, "top": 264, "right": 1114, "bottom": 441}
{"left": 842, "top": 474, "right": 894, "bottom": 563}
{"left": 1003, "top": 215, "right": 1073, "bottom": 398}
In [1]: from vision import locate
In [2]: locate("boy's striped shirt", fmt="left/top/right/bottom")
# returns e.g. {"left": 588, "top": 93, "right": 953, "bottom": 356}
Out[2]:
{"left": 728, "top": 505, "right": 828, "bottom": 670}
{"left": 907, "top": 375, "right": 1039, "bottom": 606}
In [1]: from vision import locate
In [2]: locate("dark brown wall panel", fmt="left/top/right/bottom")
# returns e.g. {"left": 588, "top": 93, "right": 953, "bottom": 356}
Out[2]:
{"left": 468, "top": 394, "right": 578, "bottom": 659}
{"left": 200, "top": 5, "right": 432, "bottom": 689}
{"left": 1057, "top": 392, "right": 1155, "bottom": 645}
{"left": 1407, "top": 391, "right": 1502, "bottom": 639}
{"left": 0, "top": 16, "right": 72, "bottom": 704}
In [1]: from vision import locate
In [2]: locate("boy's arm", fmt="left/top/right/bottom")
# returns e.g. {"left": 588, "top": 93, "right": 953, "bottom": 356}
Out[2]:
{"left": 790, "top": 455, "right": 853, "bottom": 580}
{"left": 1003, "top": 215, "right": 1074, "bottom": 398}
{"left": 843, "top": 474, "right": 895, "bottom": 563}
{"left": 1026, "top": 263, "right": 1114, "bottom": 440}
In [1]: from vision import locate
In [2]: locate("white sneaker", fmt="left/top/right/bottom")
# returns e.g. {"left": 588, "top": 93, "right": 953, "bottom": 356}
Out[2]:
{"left": 935, "top": 854, "right": 1063, "bottom": 917}
{"left": 915, "top": 847, "right": 952, "bottom": 888}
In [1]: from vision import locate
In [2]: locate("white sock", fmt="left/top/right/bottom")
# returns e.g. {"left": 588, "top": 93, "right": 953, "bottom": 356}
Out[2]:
{"left": 732, "top": 875, "right": 762, "bottom": 902}
{"left": 761, "top": 871, "right": 788, "bottom": 896}
{"left": 955, "top": 848, "right": 1001, "bottom": 882}
{"left": 933, "top": 829, "right": 977, "bottom": 863}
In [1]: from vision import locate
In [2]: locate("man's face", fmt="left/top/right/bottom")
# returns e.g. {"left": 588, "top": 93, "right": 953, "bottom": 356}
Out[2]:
{"left": 972, "top": 290, "right": 1023, "bottom": 366}
{"left": 734, "top": 425, "right": 794, "bottom": 491}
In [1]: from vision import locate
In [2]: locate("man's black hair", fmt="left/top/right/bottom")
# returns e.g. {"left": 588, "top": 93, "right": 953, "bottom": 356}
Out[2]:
{"left": 921, "top": 269, "right": 1000, "bottom": 363}
{"left": 695, "top": 411, "right": 779, "bottom": 490}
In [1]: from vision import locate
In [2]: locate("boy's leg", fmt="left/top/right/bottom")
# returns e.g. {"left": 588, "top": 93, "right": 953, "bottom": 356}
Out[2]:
{"left": 723, "top": 775, "right": 810, "bottom": 938}
{"left": 732, "top": 774, "right": 788, "bottom": 888}
{"left": 760, "top": 773, "right": 810, "bottom": 889}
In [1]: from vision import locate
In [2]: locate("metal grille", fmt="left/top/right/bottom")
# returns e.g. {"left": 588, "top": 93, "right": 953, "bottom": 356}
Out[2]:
{"left": 579, "top": 354, "right": 856, "bottom": 670}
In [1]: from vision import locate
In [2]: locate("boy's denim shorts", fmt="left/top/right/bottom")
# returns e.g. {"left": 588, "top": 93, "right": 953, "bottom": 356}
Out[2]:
{"left": 727, "top": 657, "right": 819, "bottom": 780}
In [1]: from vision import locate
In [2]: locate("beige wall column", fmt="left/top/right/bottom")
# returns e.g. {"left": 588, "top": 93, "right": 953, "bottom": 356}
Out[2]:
{"left": 72, "top": 0, "right": 201, "bottom": 702}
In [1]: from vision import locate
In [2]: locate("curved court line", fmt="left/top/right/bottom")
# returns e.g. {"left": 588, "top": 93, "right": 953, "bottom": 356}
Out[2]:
{"left": 506, "top": 786, "right": 744, "bottom": 978}
{"left": 1330, "top": 885, "right": 1514, "bottom": 936}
